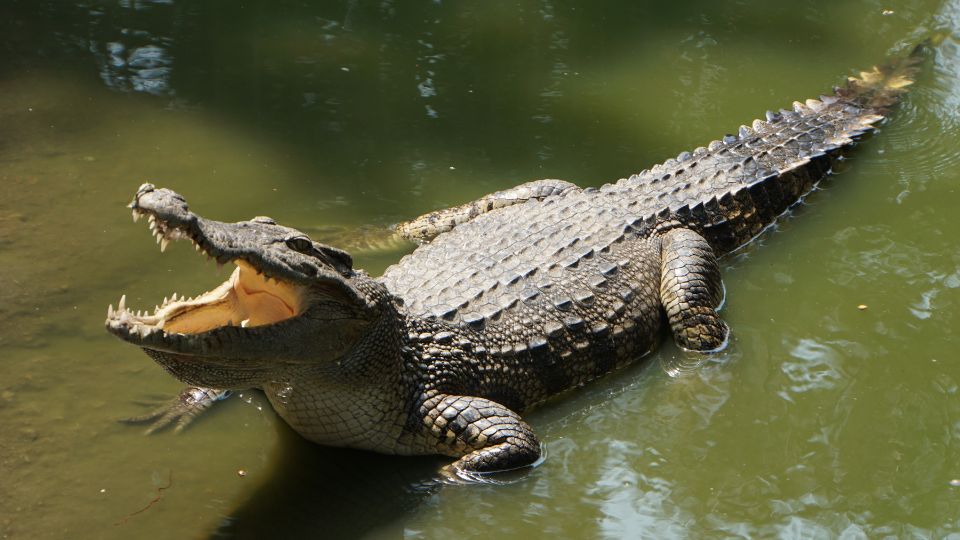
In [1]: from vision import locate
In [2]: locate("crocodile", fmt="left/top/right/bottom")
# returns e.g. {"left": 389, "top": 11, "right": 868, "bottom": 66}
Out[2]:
{"left": 106, "top": 46, "right": 926, "bottom": 477}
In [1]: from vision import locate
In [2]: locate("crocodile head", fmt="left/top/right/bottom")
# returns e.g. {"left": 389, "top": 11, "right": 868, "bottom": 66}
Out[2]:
{"left": 105, "top": 183, "right": 377, "bottom": 389}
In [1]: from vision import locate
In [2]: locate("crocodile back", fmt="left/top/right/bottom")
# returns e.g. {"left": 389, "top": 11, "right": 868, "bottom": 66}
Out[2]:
{"left": 382, "top": 190, "right": 664, "bottom": 407}
{"left": 383, "top": 189, "right": 657, "bottom": 324}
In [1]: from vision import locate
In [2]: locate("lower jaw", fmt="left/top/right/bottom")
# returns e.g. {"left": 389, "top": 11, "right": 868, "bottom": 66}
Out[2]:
{"left": 142, "top": 348, "right": 269, "bottom": 389}
{"left": 109, "top": 261, "right": 303, "bottom": 340}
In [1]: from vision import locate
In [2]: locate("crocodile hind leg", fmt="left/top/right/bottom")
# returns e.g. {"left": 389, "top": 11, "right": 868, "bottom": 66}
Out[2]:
{"left": 121, "top": 386, "right": 230, "bottom": 434}
{"left": 306, "top": 179, "right": 580, "bottom": 254}
{"left": 395, "top": 179, "right": 579, "bottom": 242}
{"left": 658, "top": 228, "right": 729, "bottom": 351}
{"left": 420, "top": 393, "right": 541, "bottom": 476}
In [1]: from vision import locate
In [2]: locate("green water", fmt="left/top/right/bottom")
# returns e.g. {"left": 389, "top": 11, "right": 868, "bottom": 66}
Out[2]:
{"left": 1, "top": 1, "right": 959, "bottom": 538}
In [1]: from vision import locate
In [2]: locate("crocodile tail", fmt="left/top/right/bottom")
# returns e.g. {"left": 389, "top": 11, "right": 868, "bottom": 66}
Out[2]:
{"left": 835, "top": 39, "right": 936, "bottom": 113}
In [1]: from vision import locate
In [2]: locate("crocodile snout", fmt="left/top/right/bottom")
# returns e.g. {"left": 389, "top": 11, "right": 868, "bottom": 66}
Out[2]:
{"left": 129, "top": 183, "right": 195, "bottom": 229}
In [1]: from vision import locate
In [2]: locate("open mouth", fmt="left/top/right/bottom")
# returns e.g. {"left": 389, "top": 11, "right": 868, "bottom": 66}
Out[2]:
{"left": 105, "top": 206, "right": 306, "bottom": 345}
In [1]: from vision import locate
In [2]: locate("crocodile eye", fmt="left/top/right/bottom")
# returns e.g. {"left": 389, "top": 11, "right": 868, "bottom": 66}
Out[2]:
{"left": 285, "top": 237, "right": 313, "bottom": 253}
{"left": 252, "top": 216, "right": 276, "bottom": 224}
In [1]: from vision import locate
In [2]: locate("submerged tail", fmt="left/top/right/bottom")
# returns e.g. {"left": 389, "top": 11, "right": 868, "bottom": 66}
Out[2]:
{"left": 835, "top": 39, "right": 934, "bottom": 112}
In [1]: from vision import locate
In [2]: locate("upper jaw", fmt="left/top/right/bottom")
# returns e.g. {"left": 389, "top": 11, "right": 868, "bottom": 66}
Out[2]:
{"left": 129, "top": 183, "right": 224, "bottom": 262}
{"left": 128, "top": 183, "right": 331, "bottom": 285}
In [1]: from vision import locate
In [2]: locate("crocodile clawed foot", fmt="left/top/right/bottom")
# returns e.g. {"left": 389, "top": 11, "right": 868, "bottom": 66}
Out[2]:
{"left": 120, "top": 386, "right": 229, "bottom": 434}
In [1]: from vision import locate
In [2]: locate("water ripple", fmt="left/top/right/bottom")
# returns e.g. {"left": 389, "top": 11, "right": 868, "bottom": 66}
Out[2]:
{"left": 658, "top": 349, "right": 711, "bottom": 378}
{"left": 87, "top": 2, "right": 177, "bottom": 97}
{"left": 777, "top": 338, "right": 847, "bottom": 400}
{"left": 877, "top": 20, "right": 960, "bottom": 197}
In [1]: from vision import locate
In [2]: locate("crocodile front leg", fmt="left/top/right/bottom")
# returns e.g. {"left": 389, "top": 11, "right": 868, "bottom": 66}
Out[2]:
{"left": 121, "top": 386, "right": 230, "bottom": 434}
{"left": 658, "top": 227, "right": 729, "bottom": 351}
{"left": 419, "top": 393, "right": 541, "bottom": 476}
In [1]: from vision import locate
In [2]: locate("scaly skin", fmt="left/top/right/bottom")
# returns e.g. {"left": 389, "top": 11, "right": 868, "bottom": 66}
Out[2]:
{"left": 107, "top": 47, "right": 925, "bottom": 476}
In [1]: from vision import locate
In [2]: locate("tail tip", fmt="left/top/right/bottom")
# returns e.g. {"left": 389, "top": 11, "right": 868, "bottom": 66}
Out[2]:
{"left": 836, "top": 35, "right": 941, "bottom": 111}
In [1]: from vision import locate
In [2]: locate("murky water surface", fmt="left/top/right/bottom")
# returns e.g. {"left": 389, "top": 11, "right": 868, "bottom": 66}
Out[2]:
{"left": 1, "top": 1, "right": 959, "bottom": 538}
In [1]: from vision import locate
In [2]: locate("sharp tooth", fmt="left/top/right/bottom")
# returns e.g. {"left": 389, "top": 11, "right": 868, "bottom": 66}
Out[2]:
{"left": 171, "top": 293, "right": 178, "bottom": 301}
{"left": 163, "top": 296, "right": 169, "bottom": 305}
{"left": 154, "top": 305, "right": 160, "bottom": 312}
{"left": 195, "top": 244, "right": 202, "bottom": 252}
{"left": 160, "top": 238, "right": 170, "bottom": 252}
{"left": 132, "top": 210, "right": 140, "bottom": 223}
{"left": 148, "top": 215, "right": 156, "bottom": 225}
{"left": 241, "top": 319, "right": 249, "bottom": 328}
{"left": 118, "top": 295, "right": 126, "bottom": 312}
{"left": 108, "top": 304, "right": 114, "bottom": 317}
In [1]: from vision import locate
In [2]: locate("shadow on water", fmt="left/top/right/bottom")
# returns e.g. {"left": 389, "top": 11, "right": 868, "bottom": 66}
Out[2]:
{"left": 211, "top": 420, "right": 442, "bottom": 539}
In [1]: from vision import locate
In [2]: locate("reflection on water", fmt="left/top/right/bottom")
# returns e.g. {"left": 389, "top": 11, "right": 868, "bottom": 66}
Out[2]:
{"left": 530, "top": 1, "right": 570, "bottom": 162}
{"left": 1, "top": 0, "right": 959, "bottom": 538}
{"left": 594, "top": 455, "right": 692, "bottom": 540}
{"left": 672, "top": 30, "right": 725, "bottom": 143}
{"left": 780, "top": 338, "right": 847, "bottom": 398}
{"left": 89, "top": 1, "right": 178, "bottom": 96}
{"left": 414, "top": 25, "right": 443, "bottom": 119}
{"left": 99, "top": 42, "right": 173, "bottom": 95}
